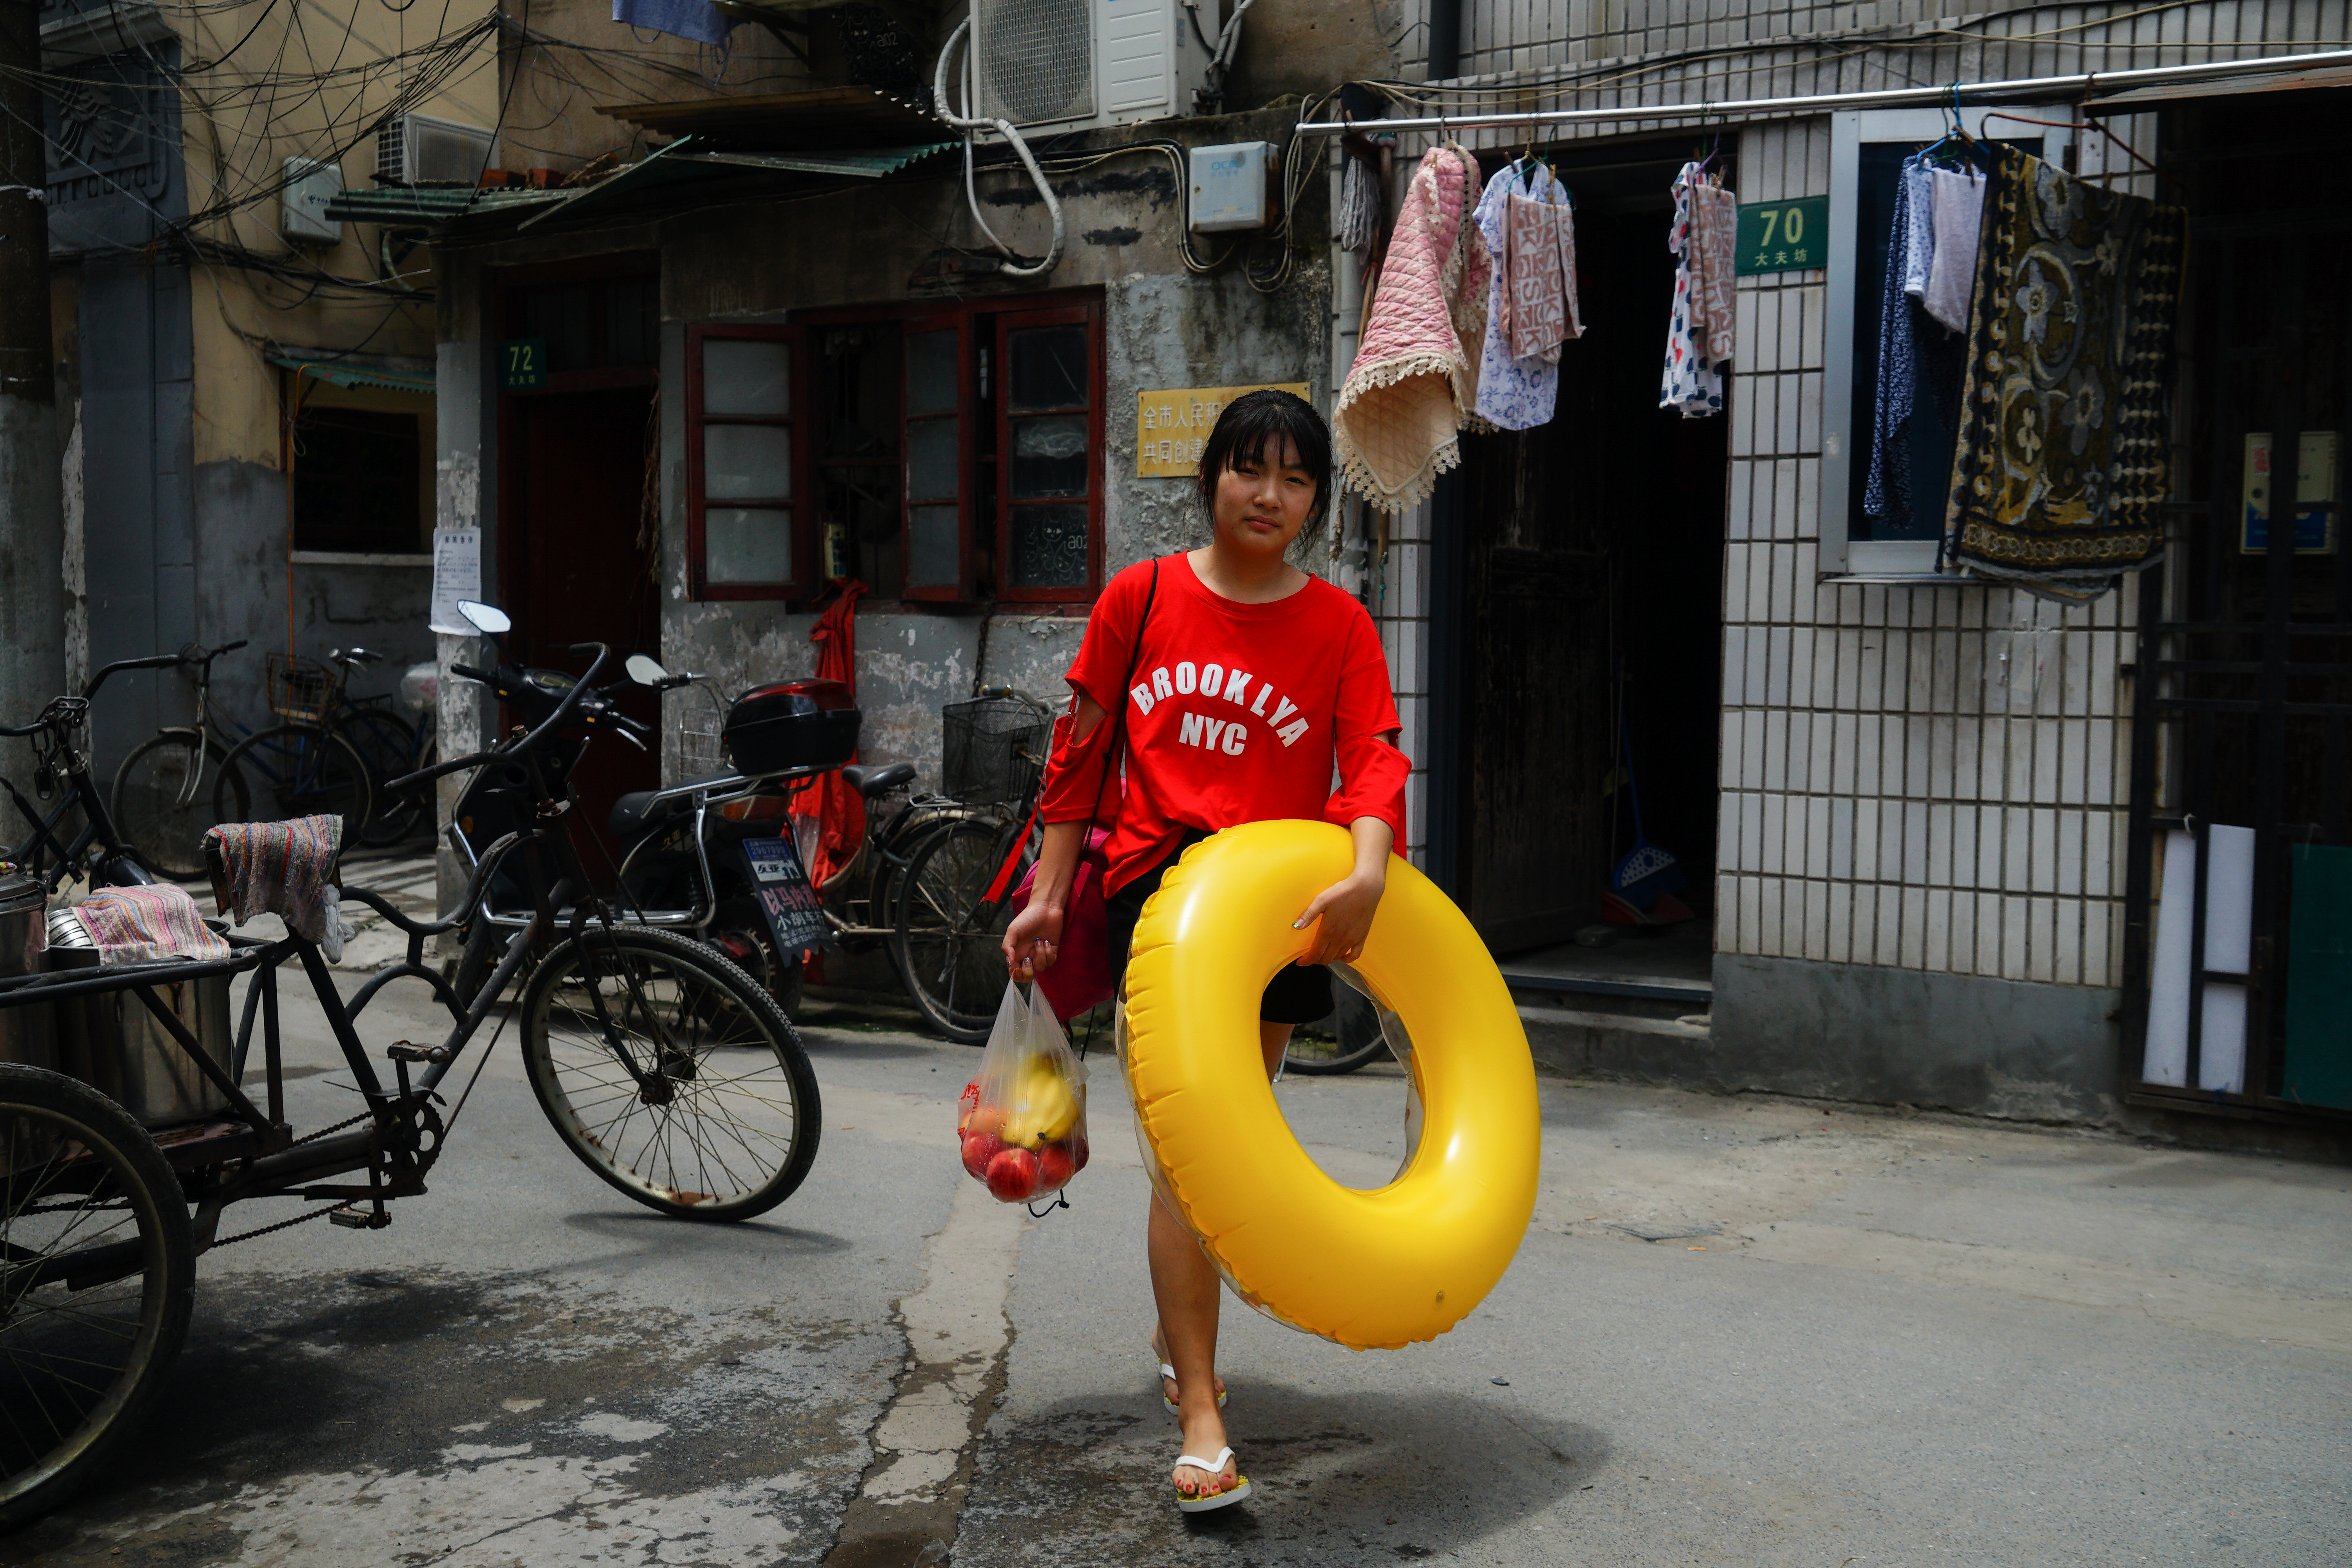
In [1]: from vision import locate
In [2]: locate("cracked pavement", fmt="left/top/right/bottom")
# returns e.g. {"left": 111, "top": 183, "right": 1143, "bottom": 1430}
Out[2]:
{"left": 4, "top": 965, "right": 2347, "bottom": 1566}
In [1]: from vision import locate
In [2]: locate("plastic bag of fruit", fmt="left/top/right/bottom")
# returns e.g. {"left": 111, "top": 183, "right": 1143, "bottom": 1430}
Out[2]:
{"left": 957, "top": 981, "right": 1090, "bottom": 1203}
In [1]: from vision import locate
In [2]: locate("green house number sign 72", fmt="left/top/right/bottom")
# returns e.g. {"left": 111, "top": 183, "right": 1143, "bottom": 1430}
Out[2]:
{"left": 501, "top": 338, "right": 548, "bottom": 391}
{"left": 1734, "top": 196, "right": 1828, "bottom": 275}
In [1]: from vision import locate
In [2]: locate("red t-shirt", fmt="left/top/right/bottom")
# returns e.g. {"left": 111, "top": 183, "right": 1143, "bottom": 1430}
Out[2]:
{"left": 1040, "top": 554, "right": 1408, "bottom": 895}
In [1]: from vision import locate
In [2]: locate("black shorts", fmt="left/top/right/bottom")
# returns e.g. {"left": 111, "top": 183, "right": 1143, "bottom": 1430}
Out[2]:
{"left": 1104, "top": 828, "right": 1333, "bottom": 1027}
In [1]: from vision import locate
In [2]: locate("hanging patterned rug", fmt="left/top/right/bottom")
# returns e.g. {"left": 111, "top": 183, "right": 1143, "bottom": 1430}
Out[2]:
{"left": 1940, "top": 147, "right": 2188, "bottom": 603}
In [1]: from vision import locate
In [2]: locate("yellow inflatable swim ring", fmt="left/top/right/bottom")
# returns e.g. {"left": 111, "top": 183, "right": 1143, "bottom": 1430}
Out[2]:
{"left": 1122, "top": 820, "right": 1540, "bottom": 1350}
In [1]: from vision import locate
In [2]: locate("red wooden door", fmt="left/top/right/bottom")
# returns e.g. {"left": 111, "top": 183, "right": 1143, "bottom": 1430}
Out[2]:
{"left": 508, "top": 386, "right": 661, "bottom": 874}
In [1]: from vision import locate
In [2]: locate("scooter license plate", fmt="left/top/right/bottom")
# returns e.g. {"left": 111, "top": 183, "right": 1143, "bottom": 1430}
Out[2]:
{"left": 737, "top": 835, "right": 833, "bottom": 955}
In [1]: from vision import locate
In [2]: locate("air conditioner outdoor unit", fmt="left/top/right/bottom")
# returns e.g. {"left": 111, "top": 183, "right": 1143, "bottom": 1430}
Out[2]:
{"left": 374, "top": 113, "right": 497, "bottom": 186}
{"left": 971, "top": 0, "right": 1214, "bottom": 130}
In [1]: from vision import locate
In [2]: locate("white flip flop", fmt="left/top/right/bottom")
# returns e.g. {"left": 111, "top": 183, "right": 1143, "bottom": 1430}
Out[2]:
{"left": 1173, "top": 1447, "right": 1251, "bottom": 1513}
{"left": 1156, "top": 1357, "right": 1229, "bottom": 1416}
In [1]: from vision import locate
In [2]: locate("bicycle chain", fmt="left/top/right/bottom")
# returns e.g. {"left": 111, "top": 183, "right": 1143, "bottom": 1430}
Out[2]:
{"left": 211, "top": 1201, "right": 342, "bottom": 1249}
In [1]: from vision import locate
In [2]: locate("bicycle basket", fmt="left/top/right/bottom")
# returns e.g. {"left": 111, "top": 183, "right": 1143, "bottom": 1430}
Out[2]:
{"left": 265, "top": 652, "right": 345, "bottom": 724}
{"left": 940, "top": 697, "right": 1049, "bottom": 807}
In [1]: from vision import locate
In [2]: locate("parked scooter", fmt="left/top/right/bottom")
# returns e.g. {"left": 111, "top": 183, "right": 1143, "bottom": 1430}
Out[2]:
{"left": 444, "top": 636, "right": 870, "bottom": 1019}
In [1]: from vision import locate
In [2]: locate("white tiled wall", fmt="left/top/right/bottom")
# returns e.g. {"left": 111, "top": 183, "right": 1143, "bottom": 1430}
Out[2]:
{"left": 1713, "top": 115, "right": 2166, "bottom": 990}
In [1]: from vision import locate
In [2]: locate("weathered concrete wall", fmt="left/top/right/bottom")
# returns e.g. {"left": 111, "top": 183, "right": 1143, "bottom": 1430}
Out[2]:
{"left": 1708, "top": 953, "right": 2124, "bottom": 1124}
{"left": 1221, "top": 0, "right": 1402, "bottom": 110}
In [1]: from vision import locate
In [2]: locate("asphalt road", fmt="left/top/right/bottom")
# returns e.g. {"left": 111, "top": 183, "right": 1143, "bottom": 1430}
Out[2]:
{"left": 5, "top": 969, "right": 2348, "bottom": 1567}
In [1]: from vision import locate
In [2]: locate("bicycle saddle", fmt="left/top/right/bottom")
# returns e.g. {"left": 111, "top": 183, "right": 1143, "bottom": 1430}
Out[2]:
{"left": 840, "top": 762, "right": 915, "bottom": 798}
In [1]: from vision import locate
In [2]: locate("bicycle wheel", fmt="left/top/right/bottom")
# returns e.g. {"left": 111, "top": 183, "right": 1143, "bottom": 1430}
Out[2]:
{"left": 1282, "top": 979, "right": 1395, "bottom": 1075}
{"left": 216, "top": 725, "right": 372, "bottom": 851}
{"left": 519, "top": 925, "right": 821, "bottom": 1221}
{"left": 110, "top": 734, "right": 249, "bottom": 880}
{"left": 894, "top": 818, "right": 1024, "bottom": 1045}
{"left": 335, "top": 708, "right": 426, "bottom": 848}
{"left": 0, "top": 1065, "right": 195, "bottom": 1530}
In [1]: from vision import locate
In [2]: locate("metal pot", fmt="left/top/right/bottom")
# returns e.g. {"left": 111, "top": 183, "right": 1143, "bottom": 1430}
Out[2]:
{"left": 0, "top": 875, "right": 56, "bottom": 1073}
{"left": 46, "top": 908, "right": 236, "bottom": 1127}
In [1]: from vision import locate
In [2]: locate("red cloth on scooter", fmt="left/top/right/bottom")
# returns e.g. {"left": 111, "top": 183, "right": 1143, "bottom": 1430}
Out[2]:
{"left": 795, "top": 580, "right": 869, "bottom": 975}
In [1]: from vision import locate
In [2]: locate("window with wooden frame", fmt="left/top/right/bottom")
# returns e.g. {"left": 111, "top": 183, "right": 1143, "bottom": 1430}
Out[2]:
{"left": 686, "top": 292, "right": 1104, "bottom": 606}
{"left": 996, "top": 302, "right": 1102, "bottom": 602}
{"left": 687, "top": 324, "right": 804, "bottom": 597}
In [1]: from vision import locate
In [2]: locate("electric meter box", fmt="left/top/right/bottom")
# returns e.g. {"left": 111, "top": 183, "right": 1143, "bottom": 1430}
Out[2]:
{"left": 1189, "top": 142, "right": 1276, "bottom": 233}
{"left": 281, "top": 157, "right": 343, "bottom": 243}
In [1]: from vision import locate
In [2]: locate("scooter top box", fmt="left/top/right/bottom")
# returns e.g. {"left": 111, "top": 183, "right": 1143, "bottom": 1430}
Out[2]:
{"left": 723, "top": 678, "right": 861, "bottom": 775}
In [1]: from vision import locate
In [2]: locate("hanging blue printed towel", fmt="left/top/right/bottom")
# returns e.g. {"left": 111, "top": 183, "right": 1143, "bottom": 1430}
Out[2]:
{"left": 614, "top": 0, "right": 734, "bottom": 47}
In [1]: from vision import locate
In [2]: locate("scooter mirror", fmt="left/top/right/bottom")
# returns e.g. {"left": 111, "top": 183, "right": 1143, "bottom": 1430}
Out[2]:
{"left": 457, "top": 600, "right": 512, "bottom": 636}
{"left": 625, "top": 653, "right": 670, "bottom": 687}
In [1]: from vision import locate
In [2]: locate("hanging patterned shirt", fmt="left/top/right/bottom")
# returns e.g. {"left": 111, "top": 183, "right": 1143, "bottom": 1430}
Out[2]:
{"left": 1472, "top": 162, "right": 1577, "bottom": 431}
{"left": 1658, "top": 161, "right": 1727, "bottom": 418}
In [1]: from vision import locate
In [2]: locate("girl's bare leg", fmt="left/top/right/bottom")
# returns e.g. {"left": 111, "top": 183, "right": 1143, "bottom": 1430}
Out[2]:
{"left": 1152, "top": 1022, "right": 1292, "bottom": 1497}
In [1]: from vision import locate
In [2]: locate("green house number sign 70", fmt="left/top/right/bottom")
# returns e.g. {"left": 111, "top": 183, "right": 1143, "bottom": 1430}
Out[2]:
{"left": 501, "top": 338, "right": 548, "bottom": 391}
{"left": 1734, "top": 196, "right": 1829, "bottom": 275}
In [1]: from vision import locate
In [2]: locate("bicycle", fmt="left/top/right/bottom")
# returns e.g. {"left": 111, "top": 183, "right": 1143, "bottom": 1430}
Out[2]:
{"left": 108, "top": 642, "right": 381, "bottom": 877}
{"left": 890, "top": 688, "right": 1053, "bottom": 1044}
{"left": 5, "top": 651, "right": 201, "bottom": 891}
{"left": 323, "top": 651, "right": 441, "bottom": 848}
{"left": 0, "top": 601, "right": 820, "bottom": 1528}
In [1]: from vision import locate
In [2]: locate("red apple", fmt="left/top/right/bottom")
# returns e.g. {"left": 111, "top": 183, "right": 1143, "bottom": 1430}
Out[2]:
{"left": 962, "top": 1130, "right": 1004, "bottom": 1181}
{"left": 1070, "top": 1133, "right": 1090, "bottom": 1173}
{"left": 1036, "top": 1143, "right": 1075, "bottom": 1189}
{"left": 985, "top": 1146, "right": 1041, "bottom": 1203}
{"left": 964, "top": 1104, "right": 1005, "bottom": 1142}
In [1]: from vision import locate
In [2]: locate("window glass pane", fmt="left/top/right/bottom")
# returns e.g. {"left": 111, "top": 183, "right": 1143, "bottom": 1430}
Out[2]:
{"left": 1010, "top": 503, "right": 1088, "bottom": 588}
{"left": 1009, "top": 324, "right": 1086, "bottom": 411}
{"left": 907, "top": 415, "right": 958, "bottom": 501}
{"left": 706, "top": 507, "right": 793, "bottom": 584}
{"left": 906, "top": 328, "right": 958, "bottom": 417}
{"left": 1010, "top": 414, "right": 1088, "bottom": 499}
{"left": 703, "top": 423, "right": 791, "bottom": 500}
{"left": 907, "top": 503, "right": 961, "bottom": 587}
{"left": 703, "top": 338, "right": 791, "bottom": 417}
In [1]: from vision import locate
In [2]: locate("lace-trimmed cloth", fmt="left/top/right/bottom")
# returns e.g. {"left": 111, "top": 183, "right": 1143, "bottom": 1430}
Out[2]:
{"left": 1334, "top": 143, "right": 1492, "bottom": 510}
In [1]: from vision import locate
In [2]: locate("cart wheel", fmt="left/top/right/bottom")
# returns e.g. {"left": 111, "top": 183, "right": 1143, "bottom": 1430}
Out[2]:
{"left": 1282, "top": 981, "right": 1396, "bottom": 1076}
{"left": 0, "top": 1065, "right": 194, "bottom": 1530}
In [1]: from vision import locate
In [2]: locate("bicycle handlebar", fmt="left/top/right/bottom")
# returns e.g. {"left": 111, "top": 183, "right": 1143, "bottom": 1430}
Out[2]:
{"left": 79, "top": 652, "right": 187, "bottom": 701}
{"left": 385, "top": 642, "right": 614, "bottom": 793}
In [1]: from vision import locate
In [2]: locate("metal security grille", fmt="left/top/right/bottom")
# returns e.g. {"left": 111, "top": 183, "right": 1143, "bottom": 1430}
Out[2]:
{"left": 2122, "top": 95, "right": 2352, "bottom": 1125}
{"left": 973, "top": 0, "right": 1093, "bottom": 126}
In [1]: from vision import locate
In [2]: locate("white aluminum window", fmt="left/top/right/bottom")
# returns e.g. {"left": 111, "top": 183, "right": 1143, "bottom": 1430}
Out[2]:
{"left": 1821, "top": 107, "right": 2075, "bottom": 578}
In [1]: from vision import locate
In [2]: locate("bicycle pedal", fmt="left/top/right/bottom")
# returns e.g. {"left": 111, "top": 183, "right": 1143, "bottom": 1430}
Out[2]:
{"left": 328, "top": 1204, "right": 389, "bottom": 1230}
{"left": 386, "top": 1040, "right": 451, "bottom": 1064}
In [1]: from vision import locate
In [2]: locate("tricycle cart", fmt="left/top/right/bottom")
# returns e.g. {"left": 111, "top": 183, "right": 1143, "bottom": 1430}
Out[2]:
{"left": 0, "top": 622, "right": 822, "bottom": 1528}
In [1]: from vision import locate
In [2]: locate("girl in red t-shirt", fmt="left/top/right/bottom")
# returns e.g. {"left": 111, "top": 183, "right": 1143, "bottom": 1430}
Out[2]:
{"left": 1004, "top": 390, "right": 1407, "bottom": 1513}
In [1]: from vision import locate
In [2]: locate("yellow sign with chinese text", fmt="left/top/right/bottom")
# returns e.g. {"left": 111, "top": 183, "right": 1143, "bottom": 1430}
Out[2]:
{"left": 1136, "top": 383, "right": 1311, "bottom": 477}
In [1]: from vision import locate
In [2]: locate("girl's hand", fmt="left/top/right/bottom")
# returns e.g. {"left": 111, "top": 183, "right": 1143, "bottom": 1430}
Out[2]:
{"left": 1004, "top": 900, "right": 1065, "bottom": 980}
{"left": 1293, "top": 867, "right": 1386, "bottom": 967}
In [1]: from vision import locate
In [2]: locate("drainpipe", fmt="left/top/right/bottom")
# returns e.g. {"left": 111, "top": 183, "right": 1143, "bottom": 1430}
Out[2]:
{"left": 1426, "top": 0, "right": 1461, "bottom": 83}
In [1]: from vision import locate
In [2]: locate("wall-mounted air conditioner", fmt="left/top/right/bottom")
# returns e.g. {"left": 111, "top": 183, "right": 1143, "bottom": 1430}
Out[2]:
{"left": 374, "top": 113, "right": 497, "bottom": 186}
{"left": 971, "top": 0, "right": 1214, "bottom": 130}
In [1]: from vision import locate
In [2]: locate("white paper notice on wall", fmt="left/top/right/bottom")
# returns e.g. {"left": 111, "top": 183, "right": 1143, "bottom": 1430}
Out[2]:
{"left": 428, "top": 528, "right": 482, "bottom": 636}
{"left": 2143, "top": 825, "right": 2254, "bottom": 1094}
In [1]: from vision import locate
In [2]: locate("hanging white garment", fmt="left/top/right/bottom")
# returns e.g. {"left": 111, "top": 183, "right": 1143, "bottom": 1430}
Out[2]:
{"left": 1923, "top": 167, "right": 1988, "bottom": 332}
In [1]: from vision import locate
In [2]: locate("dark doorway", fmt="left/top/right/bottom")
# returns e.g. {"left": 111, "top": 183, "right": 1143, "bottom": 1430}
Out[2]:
{"left": 1446, "top": 145, "right": 1729, "bottom": 958}
{"left": 505, "top": 387, "right": 660, "bottom": 871}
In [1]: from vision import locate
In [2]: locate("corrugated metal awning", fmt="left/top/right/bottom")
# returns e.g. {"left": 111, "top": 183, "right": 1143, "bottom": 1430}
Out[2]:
{"left": 677, "top": 142, "right": 955, "bottom": 178}
{"left": 268, "top": 355, "right": 436, "bottom": 394}
{"left": 2084, "top": 61, "right": 2352, "bottom": 114}
{"left": 595, "top": 85, "right": 944, "bottom": 150}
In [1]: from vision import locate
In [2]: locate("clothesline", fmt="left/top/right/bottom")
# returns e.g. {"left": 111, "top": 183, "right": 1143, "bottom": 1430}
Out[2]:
{"left": 1290, "top": 47, "right": 2352, "bottom": 137}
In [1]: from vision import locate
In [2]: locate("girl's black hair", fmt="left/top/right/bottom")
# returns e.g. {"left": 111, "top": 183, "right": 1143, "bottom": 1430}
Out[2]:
{"left": 1195, "top": 388, "right": 1333, "bottom": 521}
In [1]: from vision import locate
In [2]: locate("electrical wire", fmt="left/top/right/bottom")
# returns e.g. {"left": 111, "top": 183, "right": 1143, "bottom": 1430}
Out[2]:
{"left": 931, "top": 19, "right": 1063, "bottom": 279}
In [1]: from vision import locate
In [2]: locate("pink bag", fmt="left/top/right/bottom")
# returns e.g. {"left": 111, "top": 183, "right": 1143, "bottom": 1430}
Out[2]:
{"left": 1011, "top": 827, "right": 1113, "bottom": 1021}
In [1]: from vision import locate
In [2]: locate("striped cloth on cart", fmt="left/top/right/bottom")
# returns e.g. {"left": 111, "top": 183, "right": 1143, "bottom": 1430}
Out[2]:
{"left": 72, "top": 884, "right": 231, "bottom": 964}
{"left": 203, "top": 815, "right": 348, "bottom": 953}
